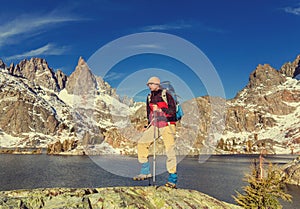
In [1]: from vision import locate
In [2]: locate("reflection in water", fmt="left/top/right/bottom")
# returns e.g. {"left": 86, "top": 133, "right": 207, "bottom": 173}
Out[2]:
{"left": 0, "top": 154, "right": 299, "bottom": 208}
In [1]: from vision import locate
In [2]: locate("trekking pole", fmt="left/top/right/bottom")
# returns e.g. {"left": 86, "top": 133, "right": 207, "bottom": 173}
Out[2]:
{"left": 153, "top": 111, "right": 157, "bottom": 184}
{"left": 144, "top": 118, "right": 155, "bottom": 186}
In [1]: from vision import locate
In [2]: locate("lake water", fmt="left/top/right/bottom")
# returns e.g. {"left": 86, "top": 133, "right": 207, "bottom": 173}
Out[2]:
{"left": 0, "top": 154, "right": 299, "bottom": 208}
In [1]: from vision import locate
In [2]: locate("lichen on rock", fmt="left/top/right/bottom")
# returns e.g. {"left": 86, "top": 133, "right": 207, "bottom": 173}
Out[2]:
{"left": 0, "top": 186, "right": 241, "bottom": 209}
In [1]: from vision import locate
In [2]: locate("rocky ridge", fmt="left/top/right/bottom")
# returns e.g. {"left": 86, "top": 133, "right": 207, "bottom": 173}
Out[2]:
{"left": 216, "top": 56, "right": 300, "bottom": 155}
{"left": 0, "top": 186, "right": 241, "bottom": 209}
{"left": 0, "top": 55, "right": 300, "bottom": 155}
{"left": 8, "top": 58, "right": 65, "bottom": 92}
{"left": 0, "top": 56, "right": 140, "bottom": 154}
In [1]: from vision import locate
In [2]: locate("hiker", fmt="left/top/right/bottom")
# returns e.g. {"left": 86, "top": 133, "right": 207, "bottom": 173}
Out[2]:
{"left": 133, "top": 76, "right": 178, "bottom": 188}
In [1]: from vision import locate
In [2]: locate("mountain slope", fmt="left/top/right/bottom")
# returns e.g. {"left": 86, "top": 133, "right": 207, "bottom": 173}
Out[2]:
{"left": 0, "top": 55, "right": 299, "bottom": 155}
{"left": 0, "top": 57, "right": 141, "bottom": 154}
{"left": 220, "top": 58, "right": 300, "bottom": 154}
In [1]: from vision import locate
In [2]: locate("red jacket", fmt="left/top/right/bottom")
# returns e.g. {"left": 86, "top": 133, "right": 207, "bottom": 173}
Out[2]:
{"left": 147, "top": 89, "right": 176, "bottom": 128}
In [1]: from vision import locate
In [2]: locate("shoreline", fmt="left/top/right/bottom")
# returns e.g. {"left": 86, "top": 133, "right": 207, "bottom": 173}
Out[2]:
{"left": 0, "top": 147, "right": 299, "bottom": 157}
{"left": 0, "top": 148, "right": 43, "bottom": 155}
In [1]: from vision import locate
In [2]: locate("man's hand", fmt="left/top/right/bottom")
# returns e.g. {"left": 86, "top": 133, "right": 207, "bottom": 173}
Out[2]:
{"left": 153, "top": 104, "right": 162, "bottom": 112}
{"left": 142, "top": 125, "right": 150, "bottom": 132}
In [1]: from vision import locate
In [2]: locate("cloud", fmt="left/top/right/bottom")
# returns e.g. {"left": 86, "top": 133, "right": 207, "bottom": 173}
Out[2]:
{"left": 0, "top": 13, "right": 85, "bottom": 48}
{"left": 140, "top": 20, "right": 226, "bottom": 34}
{"left": 4, "top": 43, "right": 69, "bottom": 60}
{"left": 141, "top": 22, "right": 192, "bottom": 32}
{"left": 284, "top": 6, "right": 300, "bottom": 15}
{"left": 284, "top": 7, "right": 300, "bottom": 15}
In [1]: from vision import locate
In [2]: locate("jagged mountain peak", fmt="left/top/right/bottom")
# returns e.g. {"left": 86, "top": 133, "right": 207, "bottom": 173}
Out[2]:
{"left": 8, "top": 57, "right": 62, "bottom": 92}
{"left": 224, "top": 55, "right": 300, "bottom": 155}
{"left": 234, "top": 55, "right": 300, "bottom": 100}
{"left": 74, "top": 56, "right": 91, "bottom": 74}
{"left": 13, "top": 58, "right": 51, "bottom": 74}
{"left": 65, "top": 56, "right": 97, "bottom": 95}
{"left": 78, "top": 56, "right": 86, "bottom": 66}
{"left": 64, "top": 57, "right": 117, "bottom": 97}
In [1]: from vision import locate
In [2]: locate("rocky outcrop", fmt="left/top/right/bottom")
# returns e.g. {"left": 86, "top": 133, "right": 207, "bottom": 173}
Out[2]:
{"left": 247, "top": 64, "right": 286, "bottom": 89}
{"left": 280, "top": 54, "right": 300, "bottom": 78}
{"left": 47, "top": 139, "right": 79, "bottom": 155}
{"left": 282, "top": 156, "right": 300, "bottom": 186}
{"left": 95, "top": 75, "right": 118, "bottom": 98}
{"left": 226, "top": 88, "right": 300, "bottom": 134}
{"left": 0, "top": 186, "right": 241, "bottom": 209}
{"left": 0, "top": 74, "right": 59, "bottom": 136}
{"left": 55, "top": 69, "right": 68, "bottom": 90}
{"left": 225, "top": 106, "right": 276, "bottom": 132}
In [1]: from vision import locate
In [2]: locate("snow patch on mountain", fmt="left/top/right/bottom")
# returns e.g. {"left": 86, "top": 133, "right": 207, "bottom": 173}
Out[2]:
{"left": 222, "top": 76, "right": 300, "bottom": 154}
{"left": 0, "top": 132, "right": 22, "bottom": 147}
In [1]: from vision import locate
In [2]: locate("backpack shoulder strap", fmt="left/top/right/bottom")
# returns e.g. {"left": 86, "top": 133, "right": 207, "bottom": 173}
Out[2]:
{"left": 148, "top": 90, "right": 168, "bottom": 105}
{"left": 161, "top": 89, "right": 168, "bottom": 105}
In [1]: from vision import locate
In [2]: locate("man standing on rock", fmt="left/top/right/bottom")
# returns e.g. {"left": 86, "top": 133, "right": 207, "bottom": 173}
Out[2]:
{"left": 133, "top": 76, "right": 178, "bottom": 188}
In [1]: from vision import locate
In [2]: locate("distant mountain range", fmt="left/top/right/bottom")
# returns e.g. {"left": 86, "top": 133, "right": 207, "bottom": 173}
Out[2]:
{"left": 0, "top": 55, "right": 299, "bottom": 155}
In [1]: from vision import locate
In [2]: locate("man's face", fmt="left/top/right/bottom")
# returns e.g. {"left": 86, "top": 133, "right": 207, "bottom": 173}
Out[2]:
{"left": 147, "top": 83, "right": 160, "bottom": 91}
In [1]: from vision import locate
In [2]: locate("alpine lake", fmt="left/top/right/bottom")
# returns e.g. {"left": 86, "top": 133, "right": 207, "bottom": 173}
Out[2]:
{"left": 0, "top": 153, "right": 299, "bottom": 208}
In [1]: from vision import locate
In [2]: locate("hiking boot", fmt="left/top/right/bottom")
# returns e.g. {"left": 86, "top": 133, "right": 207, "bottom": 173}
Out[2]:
{"left": 133, "top": 162, "right": 152, "bottom": 180}
{"left": 165, "top": 173, "right": 177, "bottom": 188}
{"left": 165, "top": 182, "right": 177, "bottom": 188}
{"left": 133, "top": 173, "right": 152, "bottom": 181}
{"left": 140, "top": 162, "right": 150, "bottom": 174}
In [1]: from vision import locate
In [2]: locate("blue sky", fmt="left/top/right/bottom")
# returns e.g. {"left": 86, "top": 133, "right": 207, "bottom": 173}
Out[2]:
{"left": 0, "top": 0, "right": 300, "bottom": 100}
